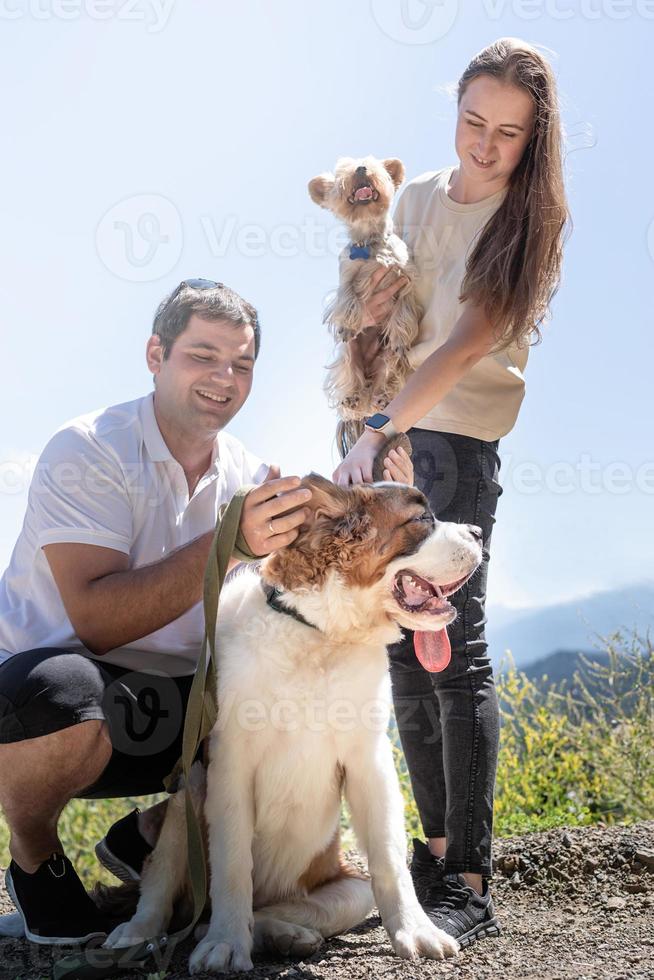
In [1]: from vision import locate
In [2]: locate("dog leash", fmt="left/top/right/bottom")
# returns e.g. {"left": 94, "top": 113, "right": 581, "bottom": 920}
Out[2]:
{"left": 52, "top": 486, "right": 256, "bottom": 980}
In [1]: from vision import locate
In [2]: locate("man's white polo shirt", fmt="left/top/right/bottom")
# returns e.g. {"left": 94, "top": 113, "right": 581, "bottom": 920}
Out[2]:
{"left": 0, "top": 394, "right": 269, "bottom": 675}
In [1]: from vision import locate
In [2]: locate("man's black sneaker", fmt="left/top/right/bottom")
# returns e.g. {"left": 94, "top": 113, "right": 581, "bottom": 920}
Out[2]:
{"left": 95, "top": 807, "right": 153, "bottom": 883}
{"left": 6, "top": 853, "right": 113, "bottom": 945}
{"left": 409, "top": 838, "right": 446, "bottom": 904}
{"left": 422, "top": 873, "right": 501, "bottom": 949}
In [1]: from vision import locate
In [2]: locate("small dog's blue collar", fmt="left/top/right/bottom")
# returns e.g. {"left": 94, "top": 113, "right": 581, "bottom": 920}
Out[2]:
{"left": 349, "top": 243, "right": 371, "bottom": 260}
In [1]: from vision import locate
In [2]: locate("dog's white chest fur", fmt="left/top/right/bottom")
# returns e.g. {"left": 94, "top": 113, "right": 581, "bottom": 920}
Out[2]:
{"left": 213, "top": 571, "right": 391, "bottom": 902}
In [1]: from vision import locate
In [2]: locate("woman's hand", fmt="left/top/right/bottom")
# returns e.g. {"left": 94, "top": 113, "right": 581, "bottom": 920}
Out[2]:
{"left": 360, "top": 266, "right": 409, "bottom": 329}
{"left": 382, "top": 445, "right": 414, "bottom": 485}
{"left": 332, "top": 430, "right": 414, "bottom": 487}
{"left": 349, "top": 268, "right": 410, "bottom": 379}
{"left": 333, "top": 430, "right": 384, "bottom": 486}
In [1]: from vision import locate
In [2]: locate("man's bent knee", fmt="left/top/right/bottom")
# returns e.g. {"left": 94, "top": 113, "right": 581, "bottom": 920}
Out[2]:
{"left": 0, "top": 648, "right": 107, "bottom": 744}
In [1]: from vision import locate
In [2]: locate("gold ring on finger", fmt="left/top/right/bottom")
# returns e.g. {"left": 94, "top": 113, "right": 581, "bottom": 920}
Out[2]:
{"left": 268, "top": 521, "right": 275, "bottom": 535}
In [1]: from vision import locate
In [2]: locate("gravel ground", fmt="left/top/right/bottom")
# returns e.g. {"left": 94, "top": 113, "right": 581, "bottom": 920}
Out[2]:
{"left": 1, "top": 821, "right": 653, "bottom": 980}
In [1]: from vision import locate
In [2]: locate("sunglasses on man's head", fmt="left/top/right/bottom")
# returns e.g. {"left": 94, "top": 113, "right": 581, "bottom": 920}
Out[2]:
{"left": 171, "top": 278, "right": 225, "bottom": 299}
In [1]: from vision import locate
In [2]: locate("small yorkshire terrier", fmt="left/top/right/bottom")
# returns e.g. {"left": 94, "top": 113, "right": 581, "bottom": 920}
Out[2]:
{"left": 309, "top": 156, "right": 421, "bottom": 455}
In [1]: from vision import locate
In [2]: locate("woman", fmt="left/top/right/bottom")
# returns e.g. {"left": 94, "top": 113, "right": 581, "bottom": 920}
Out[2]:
{"left": 333, "top": 38, "right": 570, "bottom": 948}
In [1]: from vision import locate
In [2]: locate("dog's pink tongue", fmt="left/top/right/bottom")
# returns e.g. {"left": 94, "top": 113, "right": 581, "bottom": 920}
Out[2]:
{"left": 354, "top": 186, "right": 373, "bottom": 201}
{"left": 414, "top": 629, "right": 451, "bottom": 672}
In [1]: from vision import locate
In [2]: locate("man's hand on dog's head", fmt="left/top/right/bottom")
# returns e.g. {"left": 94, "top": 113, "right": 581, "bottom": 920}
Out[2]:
{"left": 240, "top": 473, "right": 313, "bottom": 556}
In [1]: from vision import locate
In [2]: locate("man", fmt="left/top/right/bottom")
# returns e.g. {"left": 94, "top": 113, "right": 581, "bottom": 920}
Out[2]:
{"left": 0, "top": 279, "right": 312, "bottom": 945}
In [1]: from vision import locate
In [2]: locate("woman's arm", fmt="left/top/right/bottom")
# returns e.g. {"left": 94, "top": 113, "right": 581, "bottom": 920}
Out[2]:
{"left": 333, "top": 305, "right": 498, "bottom": 485}
{"left": 383, "top": 304, "right": 498, "bottom": 431}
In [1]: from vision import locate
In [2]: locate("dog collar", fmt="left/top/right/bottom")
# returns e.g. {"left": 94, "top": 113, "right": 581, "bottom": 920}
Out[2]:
{"left": 349, "top": 241, "right": 371, "bottom": 260}
{"left": 262, "top": 582, "right": 320, "bottom": 631}
{"left": 349, "top": 230, "right": 392, "bottom": 261}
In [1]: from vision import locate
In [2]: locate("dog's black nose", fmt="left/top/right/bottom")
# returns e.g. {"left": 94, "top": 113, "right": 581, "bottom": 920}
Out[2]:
{"left": 466, "top": 524, "right": 483, "bottom": 542}
{"left": 355, "top": 165, "right": 367, "bottom": 175}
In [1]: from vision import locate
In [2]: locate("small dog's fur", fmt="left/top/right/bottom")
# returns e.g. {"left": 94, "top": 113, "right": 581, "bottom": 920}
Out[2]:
{"left": 309, "top": 157, "right": 422, "bottom": 454}
{"left": 104, "top": 476, "right": 481, "bottom": 972}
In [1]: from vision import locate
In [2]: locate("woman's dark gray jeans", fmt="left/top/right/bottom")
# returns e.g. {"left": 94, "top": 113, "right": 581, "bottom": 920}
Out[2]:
{"left": 388, "top": 428, "right": 503, "bottom": 878}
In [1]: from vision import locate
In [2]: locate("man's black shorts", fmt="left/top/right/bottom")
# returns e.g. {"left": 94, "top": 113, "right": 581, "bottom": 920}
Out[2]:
{"left": 0, "top": 648, "right": 194, "bottom": 798}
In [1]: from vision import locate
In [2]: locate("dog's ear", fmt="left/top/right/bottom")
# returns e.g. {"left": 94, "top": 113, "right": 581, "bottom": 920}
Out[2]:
{"left": 308, "top": 173, "right": 335, "bottom": 207}
{"left": 300, "top": 473, "right": 350, "bottom": 521}
{"left": 383, "top": 158, "right": 405, "bottom": 189}
{"left": 331, "top": 506, "right": 374, "bottom": 542}
{"left": 300, "top": 476, "right": 375, "bottom": 544}
{"left": 261, "top": 478, "right": 376, "bottom": 590}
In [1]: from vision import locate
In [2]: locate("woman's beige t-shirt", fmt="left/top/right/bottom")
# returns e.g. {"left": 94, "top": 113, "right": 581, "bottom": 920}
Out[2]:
{"left": 394, "top": 167, "right": 529, "bottom": 442}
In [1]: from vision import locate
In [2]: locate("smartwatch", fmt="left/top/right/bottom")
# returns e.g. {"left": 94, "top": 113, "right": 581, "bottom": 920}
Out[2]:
{"left": 364, "top": 413, "right": 399, "bottom": 438}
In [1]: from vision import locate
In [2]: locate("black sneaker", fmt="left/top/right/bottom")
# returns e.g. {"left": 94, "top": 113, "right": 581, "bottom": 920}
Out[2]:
{"left": 422, "top": 873, "right": 501, "bottom": 949}
{"left": 409, "top": 838, "right": 446, "bottom": 904}
{"left": 6, "top": 853, "right": 112, "bottom": 945}
{"left": 95, "top": 807, "right": 153, "bottom": 883}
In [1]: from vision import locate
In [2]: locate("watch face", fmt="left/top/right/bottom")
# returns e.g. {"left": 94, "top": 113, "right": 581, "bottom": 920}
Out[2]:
{"left": 366, "top": 413, "right": 390, "bottom": 430}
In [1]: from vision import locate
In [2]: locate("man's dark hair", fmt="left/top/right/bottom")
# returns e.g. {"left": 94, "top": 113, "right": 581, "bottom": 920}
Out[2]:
{"left": 152, "top": 281, "right": 261, "bottom": 359}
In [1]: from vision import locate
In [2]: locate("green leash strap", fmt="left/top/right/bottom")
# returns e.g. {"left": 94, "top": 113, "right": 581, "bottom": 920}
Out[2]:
{"left": 53, "top": 486, "right": 256, "bottom": 980}
{"left": 51, "top": 938, "right": 170, "bottom": 980}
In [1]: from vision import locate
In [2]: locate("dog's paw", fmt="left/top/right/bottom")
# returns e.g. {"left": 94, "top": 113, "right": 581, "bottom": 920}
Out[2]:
{"left": 254, "top": 917, "right": 324, "bottom": 957}
{"left": 103, "top": 916, "right": 161, "bottom": 949}
{"left": 387, "top": 908, "right": 459, "bottom": 960}
{"left": 189, "top": 935, "right": 254, "bottom": 974}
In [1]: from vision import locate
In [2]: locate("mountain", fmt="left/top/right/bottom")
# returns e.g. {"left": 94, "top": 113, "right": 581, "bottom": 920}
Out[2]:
{"left": 522, "top": 648, "right": 608, "bottom": 686}
{"left": 486, "top": 581, "right": 654, "bottom": 669}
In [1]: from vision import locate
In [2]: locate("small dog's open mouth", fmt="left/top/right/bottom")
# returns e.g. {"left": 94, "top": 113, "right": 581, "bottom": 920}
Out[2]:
{"left": 348, "top": 180, "right": 380, "bottom": 205}
{"left": 392, "top": 570, "right": 469, "bottom": 616}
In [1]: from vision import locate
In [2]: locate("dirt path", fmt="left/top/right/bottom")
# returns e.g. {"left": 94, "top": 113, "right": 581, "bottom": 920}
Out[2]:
{"left": 1, "top": 822, "right": 652, "bottom": 980}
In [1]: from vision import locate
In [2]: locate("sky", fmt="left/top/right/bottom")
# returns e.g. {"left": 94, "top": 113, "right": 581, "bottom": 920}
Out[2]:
{"left": 1, "top": 0, "right": 653, "bottom": 613}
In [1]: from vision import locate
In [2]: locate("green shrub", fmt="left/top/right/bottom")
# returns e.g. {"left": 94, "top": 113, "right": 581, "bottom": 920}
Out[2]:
{"left": 391, "top": 628, "right": 653, "bottom": 839}
{"left": 556, "top": 630, "right": 654, "bottom": 821}
{"left": 492, "top": 664, "right": 599, "bottom": 834}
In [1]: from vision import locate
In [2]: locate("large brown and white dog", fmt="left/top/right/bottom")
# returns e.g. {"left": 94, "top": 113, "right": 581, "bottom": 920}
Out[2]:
{"left": 308, "top": 157, "right": 422, "bottom": 455}
{"left": 104, "top": 476, "right": 482, "bottom": 972}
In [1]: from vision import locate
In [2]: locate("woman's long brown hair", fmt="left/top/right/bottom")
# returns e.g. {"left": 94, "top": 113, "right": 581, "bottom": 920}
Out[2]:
{"left": 458, "top": 38, "right": 571, "bottom": 351}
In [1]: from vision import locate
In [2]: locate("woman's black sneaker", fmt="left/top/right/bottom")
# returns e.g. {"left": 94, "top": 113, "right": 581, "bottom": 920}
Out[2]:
{"left": 409, "top": 840, "right": 501, "bottom": 948}
{"left": 422, "top": 873, "right": 501, "bottom": 948}
{"left": 95, "top": 807, "right": 152, "bottom": 883}
{"left": 6, "top": 852, "right": 113, "bottom": 945}
{"left": 409, "top": 838, "right": 446, "bottom": 903}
